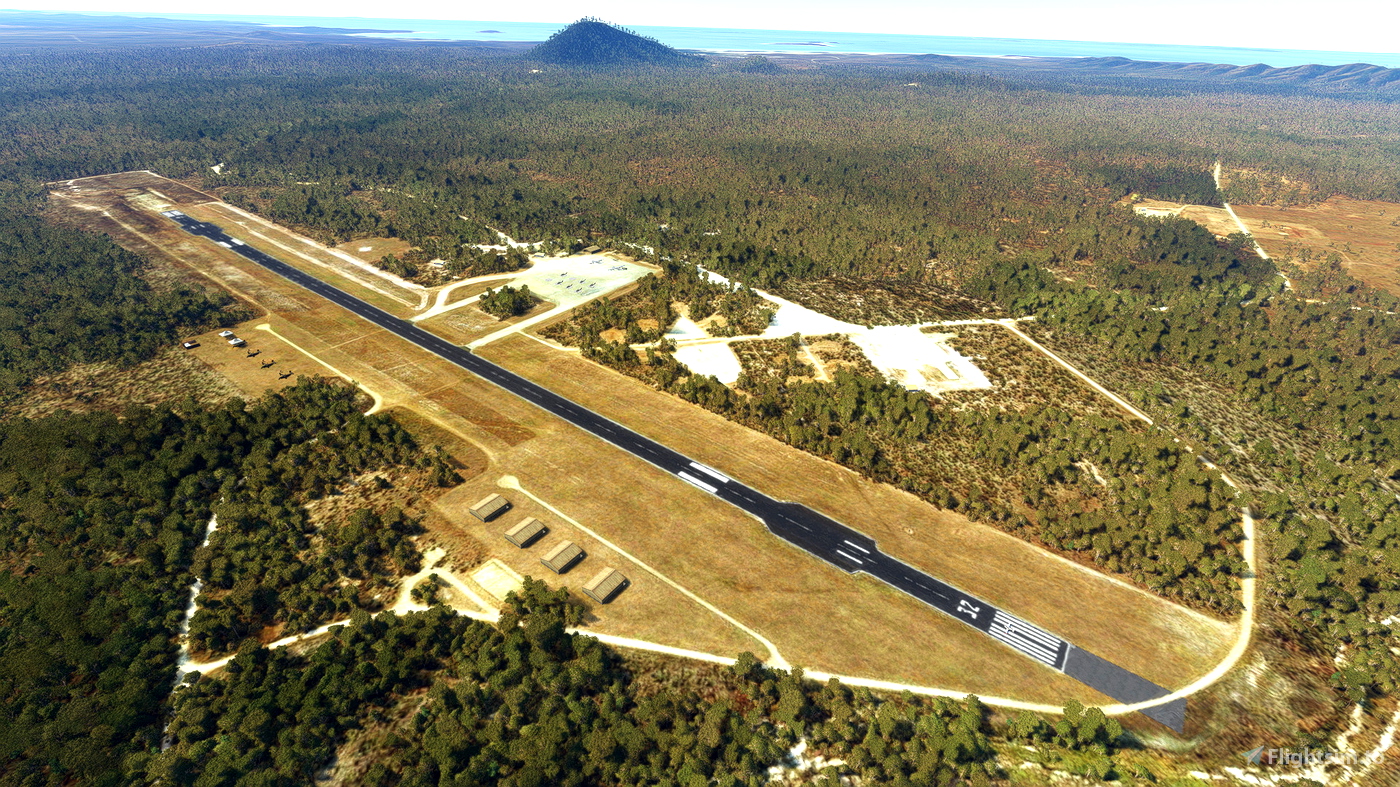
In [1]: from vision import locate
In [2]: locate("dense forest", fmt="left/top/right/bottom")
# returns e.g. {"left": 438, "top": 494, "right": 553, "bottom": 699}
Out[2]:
{"left": 0, "top": 380, "right": 455, "bottom": 785}
{"left": 149, "top": 583, "right": 1135, "bottom": 786}
{"left": 478, "top": 284, "right": 539, "bottom": 319}
{"left": 2, "top": 33, "right": 1399, "bottom": 783}
{"left": 0, "top": 213, "right": 235, "bottom": 392}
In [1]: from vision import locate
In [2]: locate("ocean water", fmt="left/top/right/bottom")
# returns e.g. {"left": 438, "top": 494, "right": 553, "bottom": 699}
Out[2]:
{"left": 51, "top": 12, "right": 1400, "bottom": 68}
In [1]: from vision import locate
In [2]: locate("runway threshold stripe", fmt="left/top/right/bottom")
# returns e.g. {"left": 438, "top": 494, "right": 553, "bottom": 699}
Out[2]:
{"left": 677, "top": 471, "right": 719, "bottom": 494}
{"left": 842, "top": 539, "right": 870, "bottom": 554}
{"left": 988, "top": 612, "right": 1063, "bottom": 666}
{"left": 987, "top": 628, "right": 1060, "bottom": 666}
{"left": 835, "top": 549, "right": 864, "bottom": 565}
{"left": 688, "top": 462, "right": 731, "bottom": 484}
{"left": 992, "top": 611, "right": 1062, "bottom": 649}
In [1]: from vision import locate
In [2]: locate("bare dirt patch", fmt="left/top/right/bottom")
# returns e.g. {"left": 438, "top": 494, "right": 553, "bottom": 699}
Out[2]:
{"left": 1130, "top": 199, "right": 1241, "bottom": 239}
{"left": 424, "top": 386, "right": 534, "bottom": 447}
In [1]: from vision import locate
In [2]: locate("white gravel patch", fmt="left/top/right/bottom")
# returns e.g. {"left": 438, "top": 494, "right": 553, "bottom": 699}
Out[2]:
{"left": 693, "top": 266, "right": 990, "bottom": 393}
{"left": 674, "top": 343, "right": 743, "bottom": 385}
{"left": 513, "top": 254, "right": 651, "bottom": 311}
{"left": 665, "top": 316, "right": 711, "bottom": 340}
{"left": 849, "top": 327, "right": 992, "bottom": 393}
{"left": 759, "top": 292, "right": 862, "bottom": 337}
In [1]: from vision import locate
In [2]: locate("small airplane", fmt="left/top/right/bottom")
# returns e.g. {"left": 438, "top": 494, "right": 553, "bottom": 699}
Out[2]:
{"left": 260, "top": 360, "right": 276, "bottom": 369}
{"left": 246, "top": 349, "right": 261, "bottom": 357}
{"left": 278, "top": 371, "right": 294, "bottom": 380}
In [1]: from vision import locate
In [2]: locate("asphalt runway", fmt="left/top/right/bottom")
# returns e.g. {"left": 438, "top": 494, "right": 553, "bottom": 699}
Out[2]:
{"left": 165, "top": 210, "right": 1187, "bottom": 731}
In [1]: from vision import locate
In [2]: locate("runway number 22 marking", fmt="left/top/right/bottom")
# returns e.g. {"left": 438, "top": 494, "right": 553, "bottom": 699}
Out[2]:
{"left": 956, "top": 600, "right": 981, "bottom": 620}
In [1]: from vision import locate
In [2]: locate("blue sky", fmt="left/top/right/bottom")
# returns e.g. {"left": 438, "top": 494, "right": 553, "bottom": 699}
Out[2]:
{"left": 4, "top": 0, "right": 1396, "bottom": 53}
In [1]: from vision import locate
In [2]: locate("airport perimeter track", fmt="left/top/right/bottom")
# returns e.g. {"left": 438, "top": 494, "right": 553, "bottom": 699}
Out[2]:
{"left": 165, "top": 209, "right": 1188, "bottom": 731}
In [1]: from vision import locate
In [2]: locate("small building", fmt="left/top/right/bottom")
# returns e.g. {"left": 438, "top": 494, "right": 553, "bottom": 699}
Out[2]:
{"left": 181, "top": 340, "right": 200, "bottom": 349}
{"left": 583, "top": 245, "right": 601, "bottom": 254}
{"left": 503, "top": 517, "right": 547, "bottom": 548}
{"left": 540, "top": 541, "right": 585, "bottom": 574}
{"left": 228, "top": 337, "right": 246, "bottom": 347}
{"left": 469, "top": 493, "right": 510, "bottom": 522}
{"left": 218, "top": 330, "right": 236, "bottom": 338}
{"left": 581, "top": 567, "right": 628, "bottom": 604}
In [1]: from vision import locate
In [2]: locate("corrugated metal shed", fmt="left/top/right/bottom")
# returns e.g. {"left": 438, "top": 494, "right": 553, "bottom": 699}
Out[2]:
{"left": 504, "top": 517, "right": 547, "bottom": 548}
{"left": 582, "top": 567, "right": 628, "bottom": 604}
{"left": 469, "top": 493, "right": 510, "bottom": 522}
{"left": 540, "top": 541, "right": 585, "bottom": 574}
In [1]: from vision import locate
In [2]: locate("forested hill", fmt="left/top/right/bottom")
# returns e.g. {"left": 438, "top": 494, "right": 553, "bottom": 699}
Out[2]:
{"left": 895, "top": 52, "right": 1400, "bottom": 96}
{"left": 1075, "top": 57, "right": 1400, "bottom": 90}
{"left": 528, "top": 19, "right": 704, "bottom": 67}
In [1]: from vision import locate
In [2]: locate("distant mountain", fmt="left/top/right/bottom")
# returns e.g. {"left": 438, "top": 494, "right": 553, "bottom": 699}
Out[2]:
{"left": 1074, "top": 57, "right": 1400, "bottom": 89}
{"left": 528, "top": 19, "right": 703, "bottom": 67}
{"left": 895, "top": 51, "right": 1400, "bottom": 93}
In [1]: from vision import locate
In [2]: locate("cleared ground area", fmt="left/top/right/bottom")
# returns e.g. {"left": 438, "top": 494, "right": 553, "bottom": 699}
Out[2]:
{"left": 1233, "top": 197, "right": 1400, "bottom": 296}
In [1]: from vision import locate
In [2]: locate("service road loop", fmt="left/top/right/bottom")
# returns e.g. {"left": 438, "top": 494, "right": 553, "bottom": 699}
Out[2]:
{"left": 163, "top": 210, "right": 1185, "bottom": 730}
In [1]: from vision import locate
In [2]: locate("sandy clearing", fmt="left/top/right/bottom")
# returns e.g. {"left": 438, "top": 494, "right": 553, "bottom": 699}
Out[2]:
{"left": 673, "top": 343, "right": 744, "bottom": 384}
{"left": 665, "top": 315, "right": 712, "bottom": 340}
{"left": 851, "top": 327, "right": 992, "bottom": 393}
{"left": 687, "top": 268, "right": 995, "bottom": 394}
{"left": 471, "top": 559, "right": 525, "bottom": 602}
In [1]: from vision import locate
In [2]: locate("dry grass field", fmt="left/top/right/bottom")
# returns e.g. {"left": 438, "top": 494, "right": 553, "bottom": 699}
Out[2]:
{"left": 46, "top": 172, "right": 1240, "bottom": 710}
{"left": 333, "top": 236, "right": 412, "bottom": 265}
{"left": 1233, "top": 197, "right": 1400, "bottom": 296}
{"left": 1132, "top": 194, "right": 1400, "bottom": 296}
{"left": 431, "top": 478, "right": 765, "bottom": 658}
